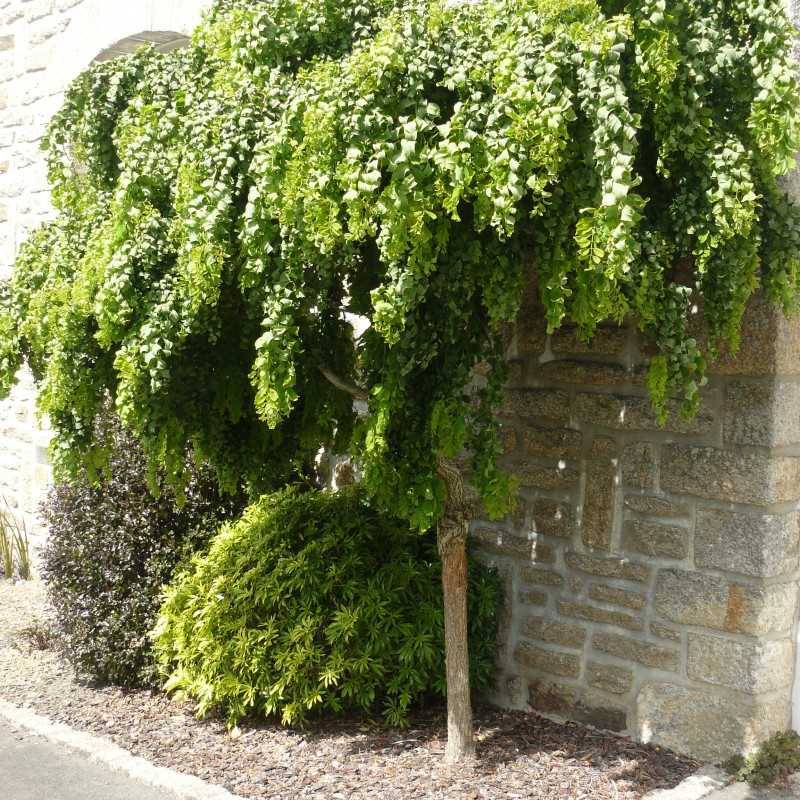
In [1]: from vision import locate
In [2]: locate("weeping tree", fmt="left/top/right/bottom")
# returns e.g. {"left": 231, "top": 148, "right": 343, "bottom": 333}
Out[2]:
{"left": 1, "top": 0, "right": 799, "bottom": 763}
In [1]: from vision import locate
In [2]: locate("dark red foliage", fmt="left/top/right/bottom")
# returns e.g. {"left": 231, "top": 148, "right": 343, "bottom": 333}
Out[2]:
{"left": 40, "top": 410, "right": 243, "bottom": 688}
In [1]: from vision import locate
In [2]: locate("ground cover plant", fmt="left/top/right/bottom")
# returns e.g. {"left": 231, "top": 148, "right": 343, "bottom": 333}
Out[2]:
{"left": 726, "top": 731, "right": 800, "bottom": 786}
{"left": 153, "top": 486, "right": 500, "bottom": 727}
{"left": 1, "top": 0, "right": 798, "bottom": 761}
{"left": 41, "top": 411, "right": 243, "bottom": 687}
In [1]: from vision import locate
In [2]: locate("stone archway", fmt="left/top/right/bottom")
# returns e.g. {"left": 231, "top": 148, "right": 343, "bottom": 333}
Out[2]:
{"left": 94, "top": 31, "right": 190, "bottom": 63}
{"left": 46, "top": 0, "right": 210, "bottom": 92}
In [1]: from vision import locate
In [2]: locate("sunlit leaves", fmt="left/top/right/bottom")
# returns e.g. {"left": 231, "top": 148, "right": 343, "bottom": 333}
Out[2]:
{"left": 0, "top": 0, "right": 799, "bottom": 528}
{"left": 153, "top": 487, "right": 500, "bottom": 726}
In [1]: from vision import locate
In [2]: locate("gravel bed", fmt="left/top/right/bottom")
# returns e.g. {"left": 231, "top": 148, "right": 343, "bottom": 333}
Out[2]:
{"left": 0, "top": 578, "right": 699, "bottom": 799}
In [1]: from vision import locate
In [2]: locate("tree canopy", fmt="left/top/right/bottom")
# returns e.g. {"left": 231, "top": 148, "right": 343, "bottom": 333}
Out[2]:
{"left": 1, "top": 0, "right": 799, "bottom": 527}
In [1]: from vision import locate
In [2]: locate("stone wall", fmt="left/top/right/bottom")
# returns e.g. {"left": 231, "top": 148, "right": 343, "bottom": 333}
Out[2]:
{"left": 474, "top": 290, "right": 800, "bottom": 763}
{"left": 0, "top": 0, "right": 208, "bottom": 536}
{"left": 471, "top": 1, "right": 800, "bottom": 763}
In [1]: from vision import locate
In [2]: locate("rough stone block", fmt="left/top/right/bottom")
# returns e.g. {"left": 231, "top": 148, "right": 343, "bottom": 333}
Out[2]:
{"left": 589, "top": 436, "right": 617, "bottom": 458}
{"left": 514, "top": 460, "right": 580, "bottom": 492}
{"left": 587, "top": 662, "right": 633, "bottom": 695}
{"left": 500, "top": 388, "right": 570, "bottom": 422}
{"left": 529, "top": 498, "right": 574, "bottom": 539}
{"left": 522, "top": 615, "right": 586, "bottom": 648}
{"left": 514, "top": 642, "right": 581, "bottom": 678}
{"left": 654, "top": 569, "right": 797, "bottom": 636}
{"left": 620, "top": 442, "right": 658, "bottom": 491}
{"left": 637, "top": 683, "right": 791, "bottom": 762}
{"left": 622, "top": 520, "right": 688, "bottom": 561}
{"left": 520, "top": 566, "right": 564, "bottom": 587}
{"left": 593, "top": 632, "right": 679, "bottom": 671}
{"left": 688, "top": 633, "right": 794, "bottom": 694}
{"left": 538, "top": 360, "right": 638, "bottom": 388}
{"left": 518, "top": 588, "right": 548, "bottom": 606}
{"left": 558, "top": 600, "right": 643, "bottom": 631}
{"left": 471, "top": 526, "right": 555, "bottom": 564}
{"left": 549, "top": 324, "right": 629, "bottom": 358}
{"left": 695, "top": 508, "right": 799, "bottom": 578}
{"left": 649, "top": 622, "right": 682, "bottom": 642}
{"left": 568, "top": 695, "right": 628, "bottom": 732}
{"left": 499, "top": 425, "right": 517, "bottom": 455}
{"left": 24, "top": 0, "right": 54, "bottom": 23}
{"left": 504, "top": 359, "right": 526, "bottom": 387}
{"left": 488, "top": 560, "right": 514, "bottom": 647}
{"left": 661, "top": 445, "right": 800, "bottom": 505}
{"left": 574, "top": 392, "right": 715, "bottom": 435}
{"left": 588, "top": 584, "right": 647, "bottom": 611}
{"left": 582, "top": 437, "right": 618, "bottom": 550}
{"left": 724, "top": 379, "right": 800, "bottom": 447}
{"left": 527, "top": 680, "right": 578, "bottom": 713}
{"left": 499, "top": 674, "right": 527, "bottom": 708}
{"left": 565, "top": 551, "right": 649, "bottom": 583}
{"left": 521, "top": 425, "right": 582, "bottom": 460}
{"left": 29, "top": 19, "right": 70, "bottom": 47}
{"left": 623, "top": 494, "right": 690, "bottom": 519}
{"left": 703, "top": 293, "right": 800, "bottom": 377}
{"left": 26, "top": 46, "right": 53, "bottom": 73}
{"left": 528, "top": 681, "right": 628, "bottom": 731}
{"left": 515, "top": 315, "right": 547, "bottom": 357}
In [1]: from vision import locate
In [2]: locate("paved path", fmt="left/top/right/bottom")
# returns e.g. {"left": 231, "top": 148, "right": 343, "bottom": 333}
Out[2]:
{"left": 0, "top": 718, "right": 176, "bottom": 800}
{"left": 708, "top": 782, "right": 800, "bottom": 800}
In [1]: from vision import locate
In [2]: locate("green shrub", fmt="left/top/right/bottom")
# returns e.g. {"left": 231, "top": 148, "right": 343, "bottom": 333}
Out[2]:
{"left": 40, "top": 411, "right": 243, "bottom": 688}
{"left": 153, "top": 487, "right": 500, "bottom": 727}
{"left": 726, "top": 731, "right": 800, "bottom": 785}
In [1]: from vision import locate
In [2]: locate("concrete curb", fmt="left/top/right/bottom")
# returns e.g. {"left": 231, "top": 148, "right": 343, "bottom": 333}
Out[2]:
{"left": 0, "top": 700, "right": 248, "bottom": 800}
{"left": 643, "top": 766, "right": 733, "bottom": 800}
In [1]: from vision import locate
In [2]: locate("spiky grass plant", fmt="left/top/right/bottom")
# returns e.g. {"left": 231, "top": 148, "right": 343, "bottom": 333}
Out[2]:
{"left": 0, "top": 499, "right": 33, "bottom": 580}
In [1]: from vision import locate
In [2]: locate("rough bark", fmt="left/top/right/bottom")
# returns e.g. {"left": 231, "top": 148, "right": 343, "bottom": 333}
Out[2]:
{"left": 317, "top": 368, "right": 477, "bottom": 763}
{"left": 437, "top": 458, "right": 476, "bottom": 764}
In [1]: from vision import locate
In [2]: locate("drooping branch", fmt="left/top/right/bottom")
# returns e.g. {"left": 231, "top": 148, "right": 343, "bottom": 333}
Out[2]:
{"left": 319, "top": 367, "right": 476, "bottom": 516}
{"left": 319, "top": 366, "right": 369, "bottom": 402}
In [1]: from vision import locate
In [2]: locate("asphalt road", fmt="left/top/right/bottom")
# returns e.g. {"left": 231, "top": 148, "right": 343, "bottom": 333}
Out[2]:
{"left": 0, "top": 718, "right": 175, "bottom": 800}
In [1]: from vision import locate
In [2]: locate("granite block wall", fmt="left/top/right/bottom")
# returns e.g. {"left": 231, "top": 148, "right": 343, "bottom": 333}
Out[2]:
{"left": 474, "top": 292, "right": 800, "bottom": 762}
{"left": 471, "top": 3, "right": 800, "bottom": 762}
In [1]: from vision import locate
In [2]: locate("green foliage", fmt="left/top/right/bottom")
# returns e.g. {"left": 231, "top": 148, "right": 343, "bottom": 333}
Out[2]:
{"left": 152, "top": 487, "right": 500, "bottom": 727}
{"left": 0, "top": 500, "right": 32, "bottom": 581}
{"left": 1, "top": 0, "right": 799, "bottom": 528}
{"left": 726, "top": 731, "right": 800, "bottom": 786}
{"left": 40, "top": 410, "right": 243, "bottom": 688}
{"left": 0, "top": 508, "right": 12, "bottom": 578}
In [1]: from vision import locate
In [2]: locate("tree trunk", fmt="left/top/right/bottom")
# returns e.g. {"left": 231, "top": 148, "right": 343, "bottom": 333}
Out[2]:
{"left": 437, "top": 459, "right": 475, "bottom": 764}
{"left": 316, "top": 369, "right": 477, "bottom": 762}
{"left": 439, "top": 519, "right": 474, "bottom": 763}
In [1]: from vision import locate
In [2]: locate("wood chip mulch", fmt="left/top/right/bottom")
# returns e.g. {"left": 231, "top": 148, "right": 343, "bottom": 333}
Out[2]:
{"left": 0, "top": 577, "right": 699, "bottom": 799}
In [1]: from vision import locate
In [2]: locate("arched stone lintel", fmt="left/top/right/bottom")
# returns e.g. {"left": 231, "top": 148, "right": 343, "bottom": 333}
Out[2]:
{"left": 45, "top": 0, "right": 211, "bottom": 92}
{"left": 94, "top": 32, "right": 190, "bottom": 64}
